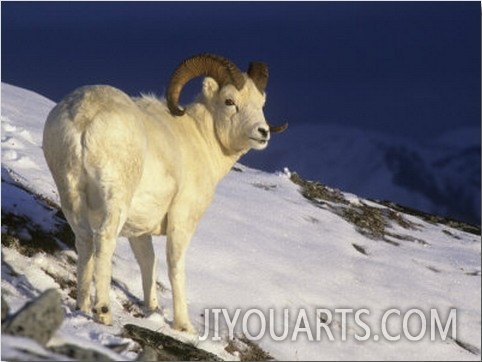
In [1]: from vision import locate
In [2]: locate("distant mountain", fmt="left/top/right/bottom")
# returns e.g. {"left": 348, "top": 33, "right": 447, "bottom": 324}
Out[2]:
{"left": 242, "top": 124, "right": 481, "bottom": 225}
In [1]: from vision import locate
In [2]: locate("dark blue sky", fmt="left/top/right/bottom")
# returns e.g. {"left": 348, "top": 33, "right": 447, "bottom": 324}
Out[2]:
{"left": 2, "top": 1, "right": 481, "bottom": 141}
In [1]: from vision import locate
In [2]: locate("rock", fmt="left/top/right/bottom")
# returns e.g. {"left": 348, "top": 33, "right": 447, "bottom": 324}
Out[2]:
{"left": 1, "top": 295, "right": 9, "bottom": 322}
{"left": 136, "top": 345, "right": 159, "bottom": 361}
{"left": 3, "top": 288, "right": 64, "bottom": 346}
{"left": 123, "top": 323, "right": 223, "bottom": 361}
{"left": 49, "top": 343, "right": 115, "bottom": 361}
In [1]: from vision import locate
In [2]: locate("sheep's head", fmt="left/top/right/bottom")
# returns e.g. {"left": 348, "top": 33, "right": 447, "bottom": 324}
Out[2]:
{"left": 167, "top": 54, "right": 287, "bottom": 152}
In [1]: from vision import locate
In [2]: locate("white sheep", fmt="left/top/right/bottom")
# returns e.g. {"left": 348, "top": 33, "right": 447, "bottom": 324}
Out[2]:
{"left": 42, "top": 54, "right": 287, "bottom": 332}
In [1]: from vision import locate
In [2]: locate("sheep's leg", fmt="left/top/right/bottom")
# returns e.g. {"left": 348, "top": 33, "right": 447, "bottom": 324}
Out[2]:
{"left": 128, "top": 235, "right": 159, "bottom": 311}
{"left": 74, "top": 233, "right": 94, "bottom": 313}
{"left": 92, "top": 208, "right": 126, "bottom": 325}
{"left": 166, "top": 226, "right": 196, "bottom": 333}
{"left": 58, "top": 187, "right": 94, "bottom": 314}
{"left": 92, "top": 231, "right": 117, "bottom": 325}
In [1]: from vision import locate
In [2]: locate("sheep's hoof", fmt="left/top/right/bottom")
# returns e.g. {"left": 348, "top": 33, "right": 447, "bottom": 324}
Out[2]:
{"left": 75, "top": 303, "right": 91, "bottom": 314}
{"left": 172, "top": 320, "right": 196, "bottom": 334}
{"left": 92, "top": 305, "right": 113, "bottom": 325}
{"left": 145, "top": 302, "right": 160, "bottom": 313}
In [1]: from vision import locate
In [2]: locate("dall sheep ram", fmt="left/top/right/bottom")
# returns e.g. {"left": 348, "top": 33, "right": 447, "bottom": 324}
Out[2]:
{"left": 42, "top": 54, "right": 287, "bottom": 332}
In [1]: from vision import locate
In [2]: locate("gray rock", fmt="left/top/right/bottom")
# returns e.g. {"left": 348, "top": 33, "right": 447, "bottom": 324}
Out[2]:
{"left": 124, "top": 323, "right": 224, "bottom": 361}
{"left": 3, "top": 288, "right": 64, "bottom": 345}
{"left": 2, "top": 295, "right": 9, "bottom": 322}
{"left": 136, "top": 345, "right": 159, "bottom": 361}
{"left": 49, "top": 343, "right": 115, "bottom": 361}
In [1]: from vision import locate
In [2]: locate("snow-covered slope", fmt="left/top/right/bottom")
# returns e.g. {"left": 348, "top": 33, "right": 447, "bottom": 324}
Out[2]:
{"left": 1, "top": 83, "right": 481, "bottom": 361}
{"left": 243, "top": 123, "right": 481, "bottom": 226}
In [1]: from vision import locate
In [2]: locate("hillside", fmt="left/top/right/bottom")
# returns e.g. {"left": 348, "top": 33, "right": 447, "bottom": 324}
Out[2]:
{"left": 1, "top": 83, "right": 481, "bottom": 361}
{"left": 242, "top": 123, "right": 481, "bottom": 226}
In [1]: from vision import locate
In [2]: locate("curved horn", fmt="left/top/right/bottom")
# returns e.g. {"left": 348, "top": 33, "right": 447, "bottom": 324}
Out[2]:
{"left": 269, "top": 122, "right": 288, "bottom": 134}
{"left": 167, "top": 54, "right": 246, "bottom": 116}
{"left": 247, "top": 61, "right": 269, "bottom": 93}
{"left": 248, "top": 62, "right": 288, "bottom": 133}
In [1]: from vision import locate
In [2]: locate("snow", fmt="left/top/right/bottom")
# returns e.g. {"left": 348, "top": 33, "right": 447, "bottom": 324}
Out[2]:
{"left": 1, "top": 82, "right": 481, "bottom": 361}
{"left": 1, "top": 83, "right": 59, "bottom": 202}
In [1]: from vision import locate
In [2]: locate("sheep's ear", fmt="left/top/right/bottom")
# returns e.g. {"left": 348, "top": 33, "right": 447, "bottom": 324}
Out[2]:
{"left": 202, "top": 77, "right": 219, "bottom": 99}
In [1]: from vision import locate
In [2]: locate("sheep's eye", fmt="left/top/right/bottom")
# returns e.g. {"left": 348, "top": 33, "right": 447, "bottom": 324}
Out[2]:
{"left": 225, "top": 99, "right": 236, "bottom": 106}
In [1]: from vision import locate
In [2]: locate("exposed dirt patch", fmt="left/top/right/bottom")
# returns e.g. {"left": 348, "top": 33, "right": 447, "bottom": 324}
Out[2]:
{"left": 290, "top": 172, "right": 425, "bottom": 243}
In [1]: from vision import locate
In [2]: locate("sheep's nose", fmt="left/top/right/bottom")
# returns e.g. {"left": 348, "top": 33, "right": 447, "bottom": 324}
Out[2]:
{"left": 258, "top": 127, "right": 269, "bottom": 139}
